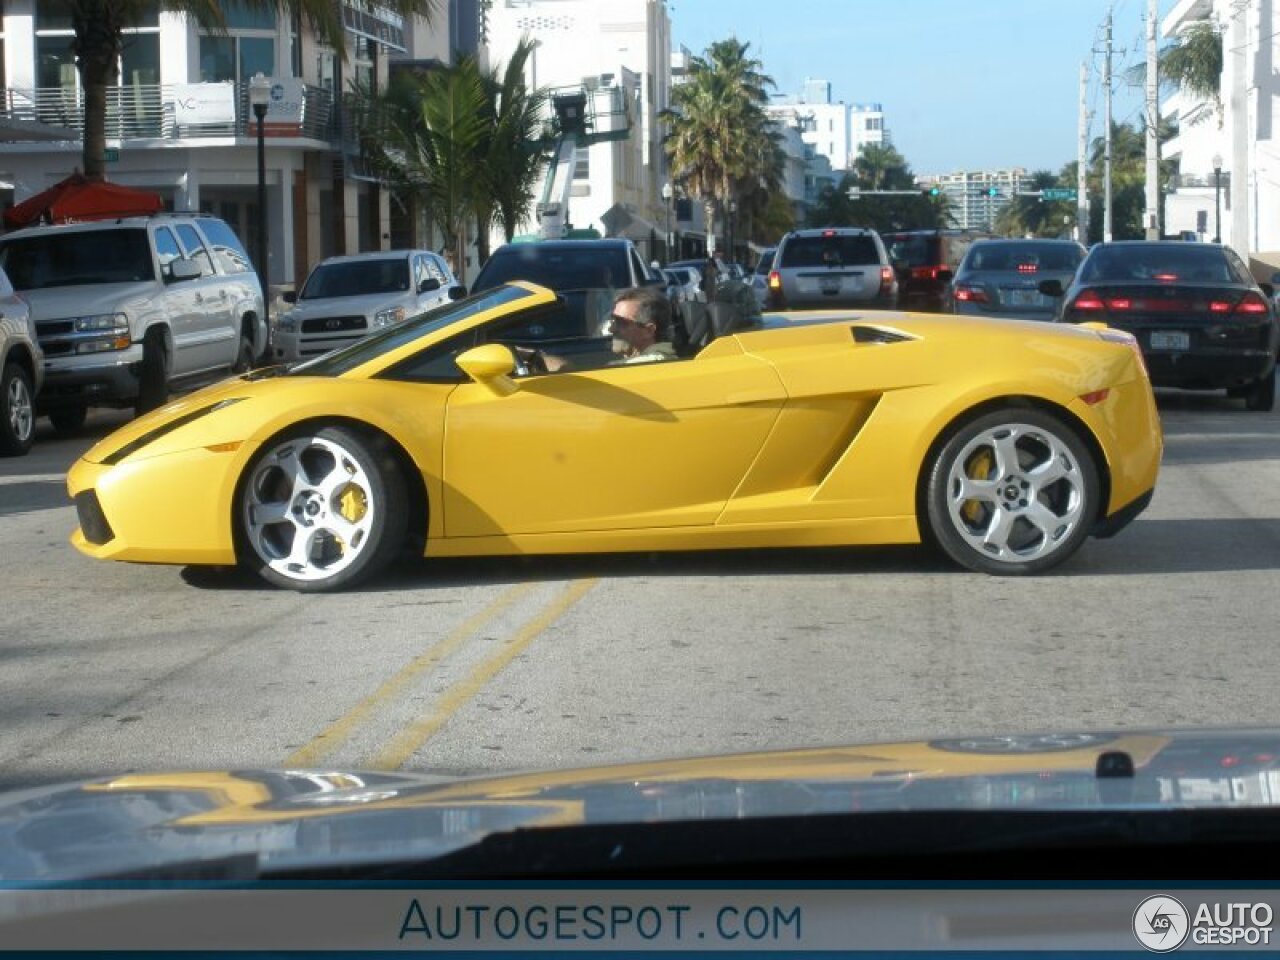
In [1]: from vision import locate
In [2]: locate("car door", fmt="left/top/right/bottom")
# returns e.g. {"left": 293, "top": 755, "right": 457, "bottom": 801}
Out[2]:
{"left": 442, "top": 340, "right": 786, "bottom": 538}
{"left": 173, "top": 222, "right": 235, "bottom": 372}
{"left": 150, "top": 226, "right": 207, "bottom": 372}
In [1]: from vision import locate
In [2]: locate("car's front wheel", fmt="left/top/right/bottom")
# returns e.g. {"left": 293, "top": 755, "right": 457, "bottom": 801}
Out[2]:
{"left": 925, "top": 408, "right": 1100, "bottom": 576}
{"left": 0, "top": 362, "right": 35, "bottom": 456}
{"left": 237, "top": 425, "right": 408, "bottom": 592}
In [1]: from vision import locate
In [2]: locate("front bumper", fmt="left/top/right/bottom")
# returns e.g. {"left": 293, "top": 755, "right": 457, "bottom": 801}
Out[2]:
{"left": 272, "top": 329, "right": 369, "bottom": 363}
{"left": 68, "top": 445, "right": 248, "bottom": 566}
{"left": 38, "top": 346, "right": 144, "bottom": 409}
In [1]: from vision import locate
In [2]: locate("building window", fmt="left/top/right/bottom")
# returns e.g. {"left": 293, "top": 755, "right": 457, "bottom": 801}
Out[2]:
{"left": 37, "top": 2, "right": 160, "bottom": 89}
{"left": 574, "top": 152, "right": 590, "bottom": 180}
{"left": 199, "top": 3, "right": 279, "bottom": 82}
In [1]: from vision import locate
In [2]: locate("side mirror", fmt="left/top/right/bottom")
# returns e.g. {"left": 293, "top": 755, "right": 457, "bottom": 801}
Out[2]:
{"left": 447, "top": 285, "right": 467, "bottom": 301}
{"left": 1038, "top": 279, "right": 1065, "bottom": 298}
{"left": 935, "top": 269, "right": 954, "bottom": 285}
{"left": 419, "top": 277, "right": 442, "bottom": 294}
{"left": 282, "top": 290, "right": 298, "bottom": 304}
{"left": 456, "top": 344, "right": 517, "bottom": 396}
{"left": 167, "top": 258, "right": 201, "bottom": 283}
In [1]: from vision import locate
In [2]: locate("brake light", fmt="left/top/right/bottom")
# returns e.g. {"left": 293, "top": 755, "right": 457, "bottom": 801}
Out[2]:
{"left": 880, "top": 266, "right": 895, "bottom": 285}
{"left": 767, "top": 270, "right": 782, "bottom": 290}
{"left": 1072, "top": 289, "right": 1105, "bottom": 311}
{"left": 1154, "top": 272, "right": 1178, "bottom": 282}
{"left": 822, "top": 229, "right": 836, "bottom": 237}
{"left": 954, "top": 285, "right": 989, "bottom": 303}
{"left": 1106, "top": 298, "right": 1132, "bottom": 311}
{"left": 1235, "top": 292, "right": 1269, "bottom": 315}
{"left": 1016, "top": 263, "right": 1038, "bottom": 274}
{"left": 1209, "top": 300, "right": 1233, "bottom": 314}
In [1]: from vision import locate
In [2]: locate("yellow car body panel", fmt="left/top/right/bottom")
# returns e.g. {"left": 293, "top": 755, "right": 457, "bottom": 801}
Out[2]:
{"left": 67, "top": 286, "right": 1161, "bottom": 571}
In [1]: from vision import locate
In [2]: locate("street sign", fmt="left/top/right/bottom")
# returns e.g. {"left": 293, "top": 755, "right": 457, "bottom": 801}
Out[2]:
{"left": 1041, "top": 188, "right": 1077, "bottom": 201}
{"left": 104, "top": 148, "right": 120, "bottom": 163}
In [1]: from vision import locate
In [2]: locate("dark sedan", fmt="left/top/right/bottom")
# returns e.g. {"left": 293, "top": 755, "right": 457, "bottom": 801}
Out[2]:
{"left": 1041, "top": 241, "right": 1278, "bottom": 411}
{"left": 948, "top": 239, "right": 1086, "bottom": 320}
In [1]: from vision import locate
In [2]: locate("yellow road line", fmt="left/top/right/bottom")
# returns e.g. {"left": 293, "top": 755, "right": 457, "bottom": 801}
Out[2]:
{"left": 284, "top": 582, "right": 537, "bottom": 768}
{"left": 369, "top": 578, "right": 599, "bottom": 771}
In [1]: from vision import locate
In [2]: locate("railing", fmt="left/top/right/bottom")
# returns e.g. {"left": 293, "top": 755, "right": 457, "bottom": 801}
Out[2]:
{"left": 1, "top": 82, "right": 335, "bottom": 143}
{"left": 1166, "top": 172, "right": 1232, "bottom": 191}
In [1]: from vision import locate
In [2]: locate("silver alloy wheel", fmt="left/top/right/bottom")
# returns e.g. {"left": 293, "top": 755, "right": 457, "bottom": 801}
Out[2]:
{"left": 242, "top": 434, "right": 378, "bottom": 584}
{"left": 945, "top": 422, "right": 1086, "bottom": 565}
{"left": 7, "top": 373, "right": 32, "bottom": 444}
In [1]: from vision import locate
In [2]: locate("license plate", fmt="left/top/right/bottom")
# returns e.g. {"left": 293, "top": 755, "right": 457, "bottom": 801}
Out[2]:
{"left": 1150, "top": 331, "right": 1190, "bottom": 351}
{"left": 820, "top": 278, "right": 842, "bottom": 295}
{"left": 1005, "top": 289, "right": 1047, "bottom": 308}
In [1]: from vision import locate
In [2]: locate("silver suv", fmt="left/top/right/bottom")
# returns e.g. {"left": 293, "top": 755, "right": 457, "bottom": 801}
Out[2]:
{"left": 0, "top": 265, "right": 40, "bottom": 456}
{"left": 765, "top": 228, "right": 898, "bottom": 311}
{"left": 273, "top": 250, "right": 462, "bottom": 362}
{"left": 0, "top": 214, "right": 265, "bottom": 432}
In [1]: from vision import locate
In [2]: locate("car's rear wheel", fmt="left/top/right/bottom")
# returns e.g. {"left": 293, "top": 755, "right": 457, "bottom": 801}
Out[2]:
{"left": 48, "top": 404, "right": 87, "bottom": 436}
{"left": 1244, "top": 366, "right": 1276, "bottom": 412}
{"left": 0, "top": 362, "right": 35, "bottom": 456}
{"left": 238, "top": 425, "right": 407, "bottom": 592}
{"left": 925, "top": 409, "right": 1100, "bottom": 576}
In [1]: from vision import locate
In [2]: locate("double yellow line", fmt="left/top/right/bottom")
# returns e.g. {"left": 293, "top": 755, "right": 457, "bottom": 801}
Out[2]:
{"left": 285, "top": 578, "right": 597, "bottom": 771}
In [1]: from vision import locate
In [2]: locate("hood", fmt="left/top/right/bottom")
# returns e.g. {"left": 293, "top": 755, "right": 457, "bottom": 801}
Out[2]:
{"left": 284, "top": 291, "right": 416, "bottom": 321}
{"left": 19, "top": 282, "right": 158, "bottom": 321}
{"left": 3, "top": 727, "right": 1280, "bottom": 882}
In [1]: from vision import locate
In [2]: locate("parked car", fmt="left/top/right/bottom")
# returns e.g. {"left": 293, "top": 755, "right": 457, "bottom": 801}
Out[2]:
{"left": 272, "top": 251, "right": 463, "bottom": 363}
{"left": 665, "top": 266, "right": 704, "bottom": 304}
{"left": 751, "top": 247, "right": 777, "bottom": 307}
{"left": 0, "top": 265, "right": 40, "bottom": 456}
{"left": 765, "top": 228, "right": 897, "bottom": 310}
{"left": 947, "top": 239, "right": 1087, "bottom": 320}
{"left": 883, "top": 229, "right": 990, "bottom": 312}
{"left": 1042, "top": 241, "right": 1278, "bottom": 411}
{"left": 0, "top": 214, "right": 265, "bottom": 432}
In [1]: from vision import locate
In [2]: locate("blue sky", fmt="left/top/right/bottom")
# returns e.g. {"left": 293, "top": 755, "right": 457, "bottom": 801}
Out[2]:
{"left": 668, "top": 0, "right": 1161, "bottom": 175}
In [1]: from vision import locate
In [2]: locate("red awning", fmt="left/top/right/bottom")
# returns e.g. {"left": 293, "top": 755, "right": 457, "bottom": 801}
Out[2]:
{"left": 3, "top": 174, "right": 163, "bottom": 230}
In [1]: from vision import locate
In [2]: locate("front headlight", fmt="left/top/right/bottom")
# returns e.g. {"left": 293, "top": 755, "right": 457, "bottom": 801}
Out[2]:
{"left": 275, "top": 312, "right": 298, "bottom": 334}
{"left": 74, "top": 313, "right": 129, "bottom": 332}
{"left": 373, "top": 306, "right": 406, "bottom": 328}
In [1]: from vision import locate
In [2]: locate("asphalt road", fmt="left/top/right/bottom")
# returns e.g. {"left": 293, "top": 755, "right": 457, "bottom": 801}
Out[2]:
{"left": 1, "top": 394, "right": 1277, "bottom": 791}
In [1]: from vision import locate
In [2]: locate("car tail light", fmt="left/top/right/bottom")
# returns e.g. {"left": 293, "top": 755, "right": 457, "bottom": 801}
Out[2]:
{"left": 954, "top": 285, "right": 988, "bottom": 303}
{"left": 1155, "top": 272, "right": 1178, "bottom": 282}
{"left": 879, "top": 266, "right": 894, "bottom": 293}
{"left": 1235, "top": 292, "right": 1269, "bottom": 315}
{"left": 767, "top": 270, "right": 782, "bottom": 290}
{"left": 1016, "top": 263, "right": 1038, "bottom": 274}
{"left": 1071, "top": 289, "right": 1105, "bottom": 311}
{"left": 1209, "top": 300, "right": 1233, "bottom": 314}
{"left": 1106, "top": 297, "right": 1132, "bottom": 311}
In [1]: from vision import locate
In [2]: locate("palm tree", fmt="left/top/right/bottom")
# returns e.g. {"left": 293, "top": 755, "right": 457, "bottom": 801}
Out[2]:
{"left": 1127, "top": 19, "right": 1223, "bottom": 125}
{"left": 851, "top": 143, "right": 914, "bottom": 191}
{"left": 479, "top": 39, "right": 550, "bottom": 247}
{"left": 664, "top": 38, "right": 779, "bottom": 255}
{"left": 67, "top": 1, "right": 435, "bottom": 180}
{"left": 995, "top": 170, "right": 1071, "bottom": 238}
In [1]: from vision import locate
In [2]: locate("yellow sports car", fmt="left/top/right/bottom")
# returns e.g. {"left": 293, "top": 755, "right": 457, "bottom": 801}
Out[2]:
{"left": 68, "top": 282, "right": 1161, "bottom": 591}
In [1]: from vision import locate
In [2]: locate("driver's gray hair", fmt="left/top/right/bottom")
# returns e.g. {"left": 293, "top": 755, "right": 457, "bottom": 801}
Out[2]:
{"left": 615, "top": 286, "right": 672, "bottom": 339}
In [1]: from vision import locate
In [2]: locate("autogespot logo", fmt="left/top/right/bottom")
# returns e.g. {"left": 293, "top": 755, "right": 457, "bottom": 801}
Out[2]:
{"left": 1133, "top": 895, "right": 1190, "bottom": 953}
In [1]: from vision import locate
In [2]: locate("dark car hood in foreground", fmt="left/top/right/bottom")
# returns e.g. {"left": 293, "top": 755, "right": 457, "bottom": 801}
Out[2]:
{"left": 3, "top": 728, "right": 1279, "bottom": 882}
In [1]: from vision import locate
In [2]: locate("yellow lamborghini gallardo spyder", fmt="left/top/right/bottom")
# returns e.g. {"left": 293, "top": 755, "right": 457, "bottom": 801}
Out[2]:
{"left": 68, "top": 282, "right": 1161, "bottom": 591}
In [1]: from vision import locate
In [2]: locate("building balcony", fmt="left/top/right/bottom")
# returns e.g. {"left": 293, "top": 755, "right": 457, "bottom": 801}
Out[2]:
{"left": 0, "top": 81, "right": 336, "bottom": 146}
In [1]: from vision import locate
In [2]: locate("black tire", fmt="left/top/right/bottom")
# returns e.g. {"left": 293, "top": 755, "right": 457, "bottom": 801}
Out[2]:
{"left": 231, "top": 335, "right": 255, "bottom": 375}
{"left": 135, "top": 331, "right": 170, "bottom": 415}
{"left": 925, "top": 408, "right": 1101, "bottom": 576}
{"left": 236, "top": 425, "right": 409, "bottom": 592}
{"left": 0, "top": 362, "right": 35, "bottom": 456}
{"left": 48, "top": 404, "right": 88, "bottom": 436}
{"left": 1244, "top": 366, "right": 1276, "bottom": 412}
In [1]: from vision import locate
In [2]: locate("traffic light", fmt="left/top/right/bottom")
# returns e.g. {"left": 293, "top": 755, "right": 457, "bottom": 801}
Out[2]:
{"left": 924, "top": 186, "right": 941, "bottom": 197}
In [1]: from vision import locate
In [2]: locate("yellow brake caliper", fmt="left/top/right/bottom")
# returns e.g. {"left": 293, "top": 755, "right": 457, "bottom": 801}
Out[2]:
{"left": 331, "top": 484, "right": 369, "bottom": 556}
{"left": 963, "top": 450, "right": 994, "bottom": 524}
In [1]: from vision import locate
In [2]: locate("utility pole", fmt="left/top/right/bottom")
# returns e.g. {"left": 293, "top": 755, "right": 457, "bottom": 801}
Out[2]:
{"left": 1104, "top": 7, "right": 1114, "bottom": 243}
{"left": 1144, "top": 0, "right": 1160, "bottom": 240}
{"left": 1078, "top": 61, "right": 1090, "bottom": 246}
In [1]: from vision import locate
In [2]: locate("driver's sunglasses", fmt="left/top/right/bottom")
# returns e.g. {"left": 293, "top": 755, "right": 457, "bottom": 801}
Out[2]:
{"left": 610, "top": 313, "right": 651, "bottom": 328}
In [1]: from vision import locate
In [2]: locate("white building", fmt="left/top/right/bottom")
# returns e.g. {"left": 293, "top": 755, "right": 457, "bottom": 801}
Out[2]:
{"left": 765, "top": 79, "right": 888, "bottom": 174}
{"left": 1160, "top": 0, "right": 1280, "bottom": 271}
{"left": 485, "top": 0, "right": 672, "bottom": 262}
{"left": 0, "top": 1, "right": 477, "bottom": 291}
{"left": 920, "top": 169, "right": 1028, "bottom": 232}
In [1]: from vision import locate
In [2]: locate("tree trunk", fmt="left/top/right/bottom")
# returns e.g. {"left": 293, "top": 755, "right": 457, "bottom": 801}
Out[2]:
{"left": 74, "top": 13, "right": 122, "bottom": 182}
{"left": 704, "top": 199, "right": 718, "bottom": 255}
{"left": 474, "top": 213, "right": 491, "bottom": 266}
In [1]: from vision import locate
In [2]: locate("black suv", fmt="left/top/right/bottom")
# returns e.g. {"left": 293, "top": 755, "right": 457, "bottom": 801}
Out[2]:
{"left": 883, "top": 229, "right": 991, "bottom": 312}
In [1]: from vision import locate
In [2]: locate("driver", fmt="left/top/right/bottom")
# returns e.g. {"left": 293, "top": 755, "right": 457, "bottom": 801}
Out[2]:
{"left": 536, "top": 287, "right": 676, "bottom": 372}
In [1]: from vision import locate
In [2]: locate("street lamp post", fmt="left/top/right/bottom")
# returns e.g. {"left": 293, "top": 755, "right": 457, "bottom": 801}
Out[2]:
{"left": 249, "top": 73, "right": 271, "bottom": 354}
{"left": 661, "top": 181, "right": 673, "bottom": 265}
{"left": 1212, "top": 153, "right": 1223, "bottom": 244}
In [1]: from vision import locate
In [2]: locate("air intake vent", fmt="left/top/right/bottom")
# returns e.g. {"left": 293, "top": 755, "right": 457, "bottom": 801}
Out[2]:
{"left": 850, "top": 325, "right": 914, "bottom": 345}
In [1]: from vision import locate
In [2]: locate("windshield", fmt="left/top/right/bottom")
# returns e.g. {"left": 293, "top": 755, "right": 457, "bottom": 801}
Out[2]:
{"left": 9, "top": 0, "right": 1278, "bottom": 902}
{"left": 475, "top": 247, "right": 630, "bottom": 291}
{"left": 966, "top": 242, "right": 1085, "bottom": 272}
{"left": 1079, "top": 245, "right": 1236, "bottom": 283}
{"left": 301, "top": 258, "right": 411, "bottom": 299}
{"left": 0, "top": 229, "right": 154, "bottom": 288}
{"left": 779, "top": 235, "right": 881, "bottom": 268}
